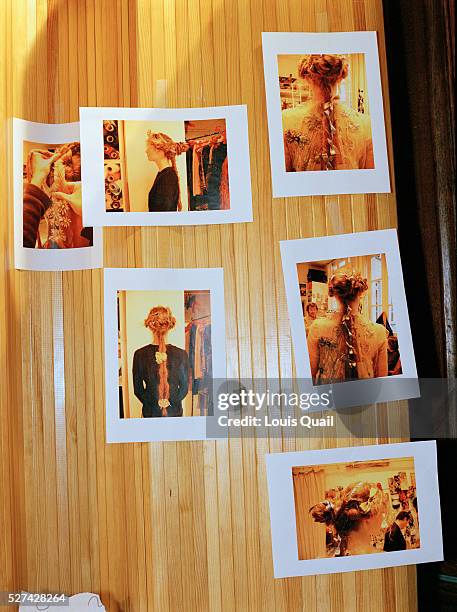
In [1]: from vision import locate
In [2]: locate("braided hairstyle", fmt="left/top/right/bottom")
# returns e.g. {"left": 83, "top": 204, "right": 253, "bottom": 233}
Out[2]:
{"left": 328, "top": 272, "right": 368, "bottom": 380}
{"left": 146, "top": 132, "right": 187, "bottom": 211}
{"left": 144, "top": 306, "right": 177, "bottom": 416}
{"left": 298, "top": 54, "right": 349, "bottom": 170}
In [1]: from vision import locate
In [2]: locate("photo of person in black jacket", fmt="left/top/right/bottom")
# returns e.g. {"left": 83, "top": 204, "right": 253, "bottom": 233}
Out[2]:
{"left": 132, "top": 305, "right": 190, "bottom": 418}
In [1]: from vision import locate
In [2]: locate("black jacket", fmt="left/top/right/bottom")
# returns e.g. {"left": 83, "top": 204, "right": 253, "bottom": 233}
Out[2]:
{"left": 132, "top": 344, "right": 189, "bottom": 417}
{"left": 383, "top": 522, "right": 406, "bottom": 552}
{"left": 148, "top": 167, "right": 179, "bottom": 212}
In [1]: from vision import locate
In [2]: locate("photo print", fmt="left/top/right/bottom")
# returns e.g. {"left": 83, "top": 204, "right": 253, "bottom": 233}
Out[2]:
{"left": 80, "top": 106, "right": 252, "bottom": 226}
{"left": 104, "top": 268, "right": 226, "bottom": 442}
{"left": 266, "top": 441, "right": 442, "bottom": 578}
{"left": 280, "top": 230, "right": 418, "bottom": 408}
{"left": 13, "top": 119, "right": 103, "bottom": 271}
{"left": 262, "top": 31, "right": 390, "bottom": 196}
{"left": 294, "top": 456, "right": 420, "bottom": 560}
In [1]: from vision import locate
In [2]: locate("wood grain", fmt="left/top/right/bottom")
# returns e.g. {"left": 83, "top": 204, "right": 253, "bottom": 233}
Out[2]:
{"left": 0, "top": 0, "right": 415, "bottom": 610}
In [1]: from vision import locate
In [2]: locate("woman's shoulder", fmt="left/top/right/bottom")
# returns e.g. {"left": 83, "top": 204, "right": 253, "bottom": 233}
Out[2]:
{"left": 308, "top": 316, "right": 337, "bottom": 333}
{"left": 336, "top": 103, "right": 372, "bottom": 130}
{"left": 134, "top": 344, "right": 153, "bottom": 357}
{"left": 361, "top": 319, "right": 388, "bottom": 341}
{"left": 373, "top": 322, "right": 389, "bottom": 339}
{"left": 167, "top": 344, "right": 188, "bottom": 357}
{"left": 156, "top": 166, "right": 178, "bottom": 184}
{"left": 282, "top": 102, "right": 315, "bottom": 130}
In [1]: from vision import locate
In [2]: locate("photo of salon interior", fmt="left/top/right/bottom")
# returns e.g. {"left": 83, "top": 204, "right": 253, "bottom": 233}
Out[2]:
{"left": 293, "top": 457, "right": 419, "bottom": 560}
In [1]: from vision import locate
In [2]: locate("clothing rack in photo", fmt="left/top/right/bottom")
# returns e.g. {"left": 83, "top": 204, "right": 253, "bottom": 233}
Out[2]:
{"left": 181, "top": 131, "right": 227, "bottom": 150}
{"left": 185, "top": 130, "right": 226, "bottom": 142}
{"left": 185, "top": 314, "right": 212, "bottom": 416}
{"left": 183, "top": 131, "right": 230, "bottom": 211}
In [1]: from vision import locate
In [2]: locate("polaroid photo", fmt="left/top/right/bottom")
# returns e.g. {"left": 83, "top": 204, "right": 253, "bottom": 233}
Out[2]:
{"left": 104, "top": 267, "right": 226, "bottom": 442}
{"left": 13, "top": 119, "right": 103, "bottom": 271}
{"left": 266, "top": 440, "right": 443, "bottom": 578}
{"left": 280, "top": 229, "right": 418, "bottom": 408}
{"left": 262, "top": 31, "right": 390, "bottom": 197}
{"left": 80, "top": 106, "right": 252, "bottom": 227}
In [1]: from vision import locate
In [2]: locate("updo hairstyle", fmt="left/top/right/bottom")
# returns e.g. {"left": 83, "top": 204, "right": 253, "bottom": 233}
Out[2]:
{"left": 328, "top": 272, "right": 368, "bottom": 304}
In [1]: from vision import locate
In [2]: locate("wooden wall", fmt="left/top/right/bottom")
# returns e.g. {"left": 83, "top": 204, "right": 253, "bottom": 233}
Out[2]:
{"left": 0, "top": 0, "right": 416, "bottom": 610}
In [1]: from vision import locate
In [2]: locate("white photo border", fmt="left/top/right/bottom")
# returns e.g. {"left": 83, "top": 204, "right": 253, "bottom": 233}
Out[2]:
{"left": 262, "top": 31, "right": 391, "bottom": 197}
{"left": 280, "top": 229, "right": 419, "bottom": 408}
{"left": 266, "top": 440, "right": 443, "bottom": 578}
{"left": 80, "top": 106, "right": 253, "bottom": 227}
{"left": 13, "top": 118, "right": 103, "bottom": 271}
{"left": 104, "top": 267, "right": 226, "bottom": 442}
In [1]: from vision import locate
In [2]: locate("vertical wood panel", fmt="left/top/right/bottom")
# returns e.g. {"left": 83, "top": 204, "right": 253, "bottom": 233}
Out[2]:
{"left": 0, "top": 0, "right": 417, "bottom": 610}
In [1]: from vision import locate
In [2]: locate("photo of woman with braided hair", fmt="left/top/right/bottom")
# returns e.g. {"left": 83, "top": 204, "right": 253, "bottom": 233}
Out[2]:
{"left": 301, "top": 259, "right": 394, "bottom": 384}
{"left": 280, "top": 230, "right": 418, "bottom": 407}
{"left": 306, "top": 270, "right": 389, "bottom": 384}
{"left": 262, "top": 32, "right": 390, "bottom": 196}
{"left": 80, "top": 106, "right": 252, "bottom": 226}
{"left": 22, "top": 139, "right": 93, "bottom": 249}
{"left": 280, "top": 53, "right": 374, "bottom": 172}
{"left": 145, "top": 132, "right": 183, "bottom": 212}
{"left": 104, "top": 268, "right": 226, "bottom": 442}
{"left": 295, "top": 456, "right": 420, "bottom": 560}
{"left": 132, "top": 306, "right": 189, "bottom": 418}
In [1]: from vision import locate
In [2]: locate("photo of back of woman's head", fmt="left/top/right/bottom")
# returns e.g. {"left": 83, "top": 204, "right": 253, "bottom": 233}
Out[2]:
{"left": 103, "top": 118, "right": 230, "bottom": 213}
{"left": 298, "top": 254, "right": 402, "bottom": 384}
{"left": 117, "top": 289, "right": 213, "bottom": 419}
{"left": 278, "top": 53, "right": 374, "bottom": 171}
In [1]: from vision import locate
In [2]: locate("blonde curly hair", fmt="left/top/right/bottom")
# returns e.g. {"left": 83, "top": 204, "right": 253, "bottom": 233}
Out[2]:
{"left": 328, "top": 272, "right": 368, "bottom": 303}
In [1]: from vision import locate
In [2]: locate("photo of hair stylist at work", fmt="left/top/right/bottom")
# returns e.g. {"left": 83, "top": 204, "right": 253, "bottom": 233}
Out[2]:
{"left": 22, "top": 140, "right": 93, "bottom": 249}
{"left": 280, "top": 53, "right": 374, "bottom": 171}
{"left": 292, "top": 455, "right": 420, "bottom": 560}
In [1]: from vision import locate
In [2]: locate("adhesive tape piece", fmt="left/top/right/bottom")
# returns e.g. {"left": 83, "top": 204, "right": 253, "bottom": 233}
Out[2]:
{"left": 154, "top": 79, "right": 168, "bottom": 107}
